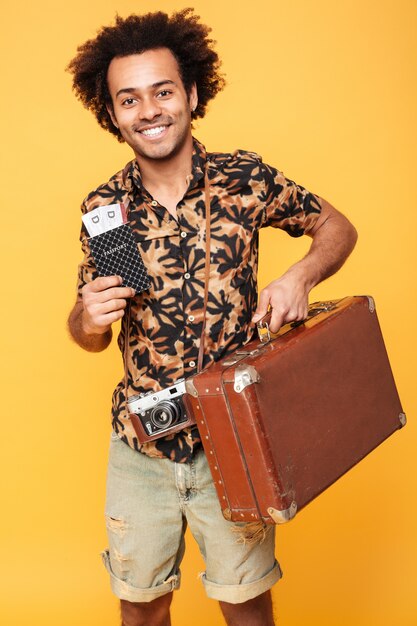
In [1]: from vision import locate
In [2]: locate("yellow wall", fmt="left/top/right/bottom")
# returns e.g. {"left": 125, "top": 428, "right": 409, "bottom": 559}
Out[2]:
{"left": 1, "top": 1, "right": 416, "bottom": 624}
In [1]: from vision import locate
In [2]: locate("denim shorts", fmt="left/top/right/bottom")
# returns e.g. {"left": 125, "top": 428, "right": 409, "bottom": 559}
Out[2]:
{"left": 102, "top": 431, "right": 282, "bottom": 604}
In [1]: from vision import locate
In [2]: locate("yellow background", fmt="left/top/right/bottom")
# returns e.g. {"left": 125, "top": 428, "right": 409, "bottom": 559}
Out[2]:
{"left": 1, "top": 1, "right": 416, "bottom": 624}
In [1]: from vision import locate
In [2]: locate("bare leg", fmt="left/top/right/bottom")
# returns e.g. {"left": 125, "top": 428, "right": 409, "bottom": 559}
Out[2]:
{"left": 219, "top": 590, "right": 275, "bottom": 626}
{"left": 120, "top": 593, "right": 173, "bottom": 626}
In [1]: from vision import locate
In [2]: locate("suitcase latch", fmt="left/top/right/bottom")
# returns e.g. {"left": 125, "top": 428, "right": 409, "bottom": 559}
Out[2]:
{"left": 257, "top": 322, "right": 271, "bottom": 344}
{"left": 234, "top": 364, "right": 260, "bottom": 393}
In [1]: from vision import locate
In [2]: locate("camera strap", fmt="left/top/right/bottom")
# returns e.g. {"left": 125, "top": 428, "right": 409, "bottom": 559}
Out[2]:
{"left": 197, "top": 167, "right": 212, "bottom": 373}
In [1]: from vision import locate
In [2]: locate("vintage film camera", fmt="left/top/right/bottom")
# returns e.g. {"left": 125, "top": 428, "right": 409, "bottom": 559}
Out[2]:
{"left": 128, "top": 379, "right": 196, "bottom": 443}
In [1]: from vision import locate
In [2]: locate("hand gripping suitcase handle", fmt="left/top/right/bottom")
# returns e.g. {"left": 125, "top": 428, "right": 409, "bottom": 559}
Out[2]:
{"left": 256, "top": 301, "right": 339, "bottom": 344}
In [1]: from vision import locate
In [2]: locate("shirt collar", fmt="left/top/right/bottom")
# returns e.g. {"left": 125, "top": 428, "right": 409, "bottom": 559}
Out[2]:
{"left": 189, "top": 137, "right": 206, "bottom": 187}
{"left": 127, "top": 137, "right": 207, "bottom": 196}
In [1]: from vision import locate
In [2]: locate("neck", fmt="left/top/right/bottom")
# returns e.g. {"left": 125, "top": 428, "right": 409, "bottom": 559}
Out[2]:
{"left": 135, "top": 135, "right": 194, "bottom": 195}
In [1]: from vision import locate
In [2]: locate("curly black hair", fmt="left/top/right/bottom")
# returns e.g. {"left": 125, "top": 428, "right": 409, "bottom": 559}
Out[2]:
{"left": 67, "top": 8, "right": 225, "bottom": 142}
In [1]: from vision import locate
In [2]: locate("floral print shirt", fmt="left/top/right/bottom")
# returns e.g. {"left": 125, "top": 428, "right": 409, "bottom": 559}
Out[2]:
{"left": 76, "top": 139, "right": 322, "bottom": 462}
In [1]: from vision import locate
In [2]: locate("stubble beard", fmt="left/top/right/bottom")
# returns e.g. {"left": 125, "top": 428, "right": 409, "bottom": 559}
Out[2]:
{"left": 126, "top": 114, "right": 192, "bottom": 163}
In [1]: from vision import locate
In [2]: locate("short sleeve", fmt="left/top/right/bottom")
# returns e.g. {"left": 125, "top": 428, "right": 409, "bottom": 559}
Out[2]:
{"left": 75, "top": 202, "right": 98, "bottom": 298}
{"left": 261, "top": 162, "right": 322, "bottom": 236}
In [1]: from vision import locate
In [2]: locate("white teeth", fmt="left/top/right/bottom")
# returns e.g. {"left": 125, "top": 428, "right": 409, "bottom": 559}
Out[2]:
{"left": 140, "top": 126, "right": 166, "bottom": 136}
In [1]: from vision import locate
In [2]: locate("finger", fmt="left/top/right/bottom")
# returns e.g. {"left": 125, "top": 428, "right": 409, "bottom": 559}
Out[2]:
{"left": 98, "top": 286, "right": 135, "bottom": 302}
{"left": 99, "top": 309, "right": 126, "bottom": 324}
{"left": 84, "top": 299, "right": 127, "bottom": 326}
{"left": 81, "top": 306, "right": 125, "bottom": 335}
{"left": 84, "top": 275, "right": 123, "bottom": 293}
{"left": 284, "top": 303, "right": 309, "bottom": 323}
{"left": 84, "top": 285, "right": 134, "bottom": 304}
{"left": 251, "top": 289, "right": 271, "bottom": 323}
{"left": 269, "top": 308, "right": 286, "bottom": 333}
{"left": 90, "top": 309, "right": 126, "bottom": 330}
{"left": 96, "top": 298, "right": 128, "bottom": 315}
{"left": 280, "top": 306, "right": 308, "bottom": 327}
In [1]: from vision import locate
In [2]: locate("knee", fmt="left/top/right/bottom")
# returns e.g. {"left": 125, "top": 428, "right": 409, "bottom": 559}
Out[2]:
{"left": 120, "top": 592, "right": 173, "bottom": 626}
{"left": 219, "top": 590, "right": 274, "bottom": 626}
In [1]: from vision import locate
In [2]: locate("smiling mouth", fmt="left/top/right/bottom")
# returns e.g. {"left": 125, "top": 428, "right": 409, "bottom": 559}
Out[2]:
{"left": 138, "top": 125, "right": 168, "bottom": 137}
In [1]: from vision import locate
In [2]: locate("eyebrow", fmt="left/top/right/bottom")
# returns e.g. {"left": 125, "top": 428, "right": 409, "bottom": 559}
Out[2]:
{"left": 115, "top": 80, "right": 177, "bottom": 99}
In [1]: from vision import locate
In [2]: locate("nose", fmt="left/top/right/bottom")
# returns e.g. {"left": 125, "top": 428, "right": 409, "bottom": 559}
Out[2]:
{"left": 139, "top": 96, "right": 162, "bottom": 121}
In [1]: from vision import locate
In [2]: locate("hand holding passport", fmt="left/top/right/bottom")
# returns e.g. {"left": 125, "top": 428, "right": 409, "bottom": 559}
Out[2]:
{"left": 82, "top": 203, "right": 151, "bottom": 294}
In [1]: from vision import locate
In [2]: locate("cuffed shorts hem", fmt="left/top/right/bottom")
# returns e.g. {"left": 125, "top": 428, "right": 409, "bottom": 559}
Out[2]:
{"left": 101, "top": 550, "right": 181, "bottom": 603}
{"left": 200, "top": 559, "right": 283, "bottom": 604}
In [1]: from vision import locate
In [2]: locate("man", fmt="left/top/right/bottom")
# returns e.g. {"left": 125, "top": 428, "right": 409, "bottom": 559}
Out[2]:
{"left": 67, "top": 9, "right": 357, "bottom": 626}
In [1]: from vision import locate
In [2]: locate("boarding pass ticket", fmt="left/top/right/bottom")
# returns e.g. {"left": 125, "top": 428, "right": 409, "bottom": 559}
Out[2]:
{"left": 82, "top": 203, "right": 128, "bottom": 237}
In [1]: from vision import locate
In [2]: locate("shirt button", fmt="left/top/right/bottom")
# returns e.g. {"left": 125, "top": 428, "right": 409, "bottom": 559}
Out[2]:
{"left": 184, "top": 272, "right": 191, "bottom": 279}
{"left": 180, "top": 231, "right": 187, "bottom": 238}
{"left": 188, "top": 315, "right": 195, "bottom": 322}
{"left": 151, "top": 200, "right": 158, "bottom": 207}
{"left": 189, "top": 361, "right": 196, "bottom": 368}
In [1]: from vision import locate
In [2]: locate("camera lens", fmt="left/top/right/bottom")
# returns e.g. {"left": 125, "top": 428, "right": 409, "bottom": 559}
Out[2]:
{"left": 150, "top": 401, "right": 182, "bottom": 430}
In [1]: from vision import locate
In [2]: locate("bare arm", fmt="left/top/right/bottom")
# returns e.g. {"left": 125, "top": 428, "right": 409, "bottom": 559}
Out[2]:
{"left": 252, "top": 197, "right": 358, "bottom": 332}
{"left": 67, "top": 275, "right": 135, "bottom": 352}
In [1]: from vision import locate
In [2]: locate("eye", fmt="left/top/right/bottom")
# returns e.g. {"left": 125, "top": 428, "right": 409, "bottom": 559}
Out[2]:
{"left": 157, "top": 89, "right": 173, "bottom": 98}
{"left": 121, "top": 97, "right": 137, "bottom": 106}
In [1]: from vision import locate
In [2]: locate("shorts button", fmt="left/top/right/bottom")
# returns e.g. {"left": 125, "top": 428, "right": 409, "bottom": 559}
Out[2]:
{"left": 184, "top": 272, "right": 191, "bottom": 279}
{"left": 189, "top": 361, "right": 196, "bottom": 368}
{"left": 188, "top": 315, "right": 195, "bottom": 322}
{"left": 180, "top": 231, "right": 187, "bottom": 238}
{"left": 150, "top": 200, "right": 158, "bottom": 207}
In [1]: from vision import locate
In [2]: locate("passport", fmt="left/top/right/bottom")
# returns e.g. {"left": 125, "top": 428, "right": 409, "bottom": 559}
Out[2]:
{"left": 88, "top": 223, "right": 151, "bottom": 294}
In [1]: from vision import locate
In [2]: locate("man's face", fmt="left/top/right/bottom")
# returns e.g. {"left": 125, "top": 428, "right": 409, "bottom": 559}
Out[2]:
{"left": 106, "top": 48, "right": 197, "bottom": 162}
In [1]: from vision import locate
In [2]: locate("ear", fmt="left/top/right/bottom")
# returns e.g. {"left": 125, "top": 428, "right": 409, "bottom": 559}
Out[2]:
{"left": 106, "top": 104, "right": 119, "bottom": 129}
{"left": 189, "top": 83, "right": 198, "bottom": 113}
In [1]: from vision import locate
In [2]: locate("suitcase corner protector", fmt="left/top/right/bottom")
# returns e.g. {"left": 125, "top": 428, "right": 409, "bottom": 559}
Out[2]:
{"left": 267, "top": 502, "right": 297, "bottom": 524}
{"left": 185, "top": 378, "right": 198, "bottom": 397}
{"left": 222, "top": 507, "right": 232, "bottom": 521}
{"left": 366, "top": 295, "right": 376, "bottom": 312}
{"left": 355, "top": 294, "right": 376, "bottom": 312}
{"left": 234, "top": 364, "right": 260, "bottom": 393}
{"left": 399, "top": 412, "right": 407, "bottom": 427}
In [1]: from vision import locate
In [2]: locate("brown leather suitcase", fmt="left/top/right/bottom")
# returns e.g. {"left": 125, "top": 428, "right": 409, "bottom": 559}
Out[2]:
{"left": 184, "top": 296, "right": 406, "bottom": 524}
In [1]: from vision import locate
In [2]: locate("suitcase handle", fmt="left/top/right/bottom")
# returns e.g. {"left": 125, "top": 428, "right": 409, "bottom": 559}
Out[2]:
{"left": 256, "top": 301, "right": 338, "bottom": 344}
